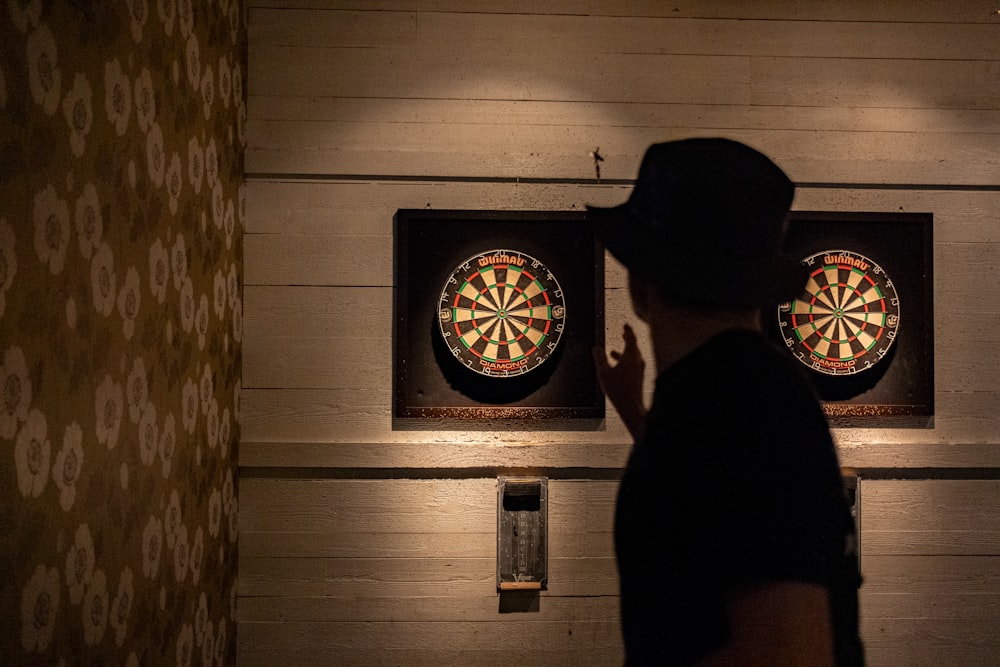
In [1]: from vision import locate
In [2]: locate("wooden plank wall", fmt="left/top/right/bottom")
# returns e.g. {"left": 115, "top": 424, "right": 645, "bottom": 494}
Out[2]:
{"left": 240, "top": 2, "right": 1000, "bottom": 664}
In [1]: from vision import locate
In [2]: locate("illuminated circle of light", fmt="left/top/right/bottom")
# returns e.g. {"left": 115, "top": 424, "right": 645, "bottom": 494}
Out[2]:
{"left": 777, "top": 249, "right": 900, "bottom": 376}
{"left": 438, "top": 249, "right": 566, "bottom": 378}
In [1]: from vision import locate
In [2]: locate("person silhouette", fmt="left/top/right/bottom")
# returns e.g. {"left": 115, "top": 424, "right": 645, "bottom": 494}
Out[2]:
{"left": 590, "top": 138, "right": 864, "bottom": 666}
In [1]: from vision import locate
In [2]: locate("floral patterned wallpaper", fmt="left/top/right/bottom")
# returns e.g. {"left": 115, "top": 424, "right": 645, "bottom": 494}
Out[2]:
{"left": 0, "top": 1, "right": 245, "bottom": 664}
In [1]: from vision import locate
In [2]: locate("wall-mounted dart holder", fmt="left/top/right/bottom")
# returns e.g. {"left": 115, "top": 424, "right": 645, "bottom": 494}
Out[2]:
{"left": 497, "top": 477, "right": 547, "bottom": 592}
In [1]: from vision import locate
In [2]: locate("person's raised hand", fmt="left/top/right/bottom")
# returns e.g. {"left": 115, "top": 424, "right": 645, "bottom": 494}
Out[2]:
{"left": 593, "top": 323, "right": 647, "bottom": 440}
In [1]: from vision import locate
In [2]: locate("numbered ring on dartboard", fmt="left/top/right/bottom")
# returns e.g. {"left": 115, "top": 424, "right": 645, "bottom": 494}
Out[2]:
{"left": 438, "top": 249, "right": 566, "bottom": 378}
{"left": 777, "top": 249, "right": 900, "bottom": 376}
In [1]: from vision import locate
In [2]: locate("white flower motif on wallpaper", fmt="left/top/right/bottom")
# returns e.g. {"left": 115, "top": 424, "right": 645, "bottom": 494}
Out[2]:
{"left": 141, "top": 515, "right": 163, "bottom": 580}
{"left": 127, "top": 0, "right": 148, "bottom": 42}
{"left": 158, "top": 0, "right": 177, "bottom": 36}
{"left": 2, "top": 345, "right": 31, "bottom": 438}
{"left": 218, "top": 55, "right": 231, "bottom": 109}
{"left": 4, "top": 2, "right": 244, "bottom": 662}
{"left": 110, "top": 567, "right": 134, "bottom": 646}
{"left": 167, "top": 151, "right": 183, "bottom": 214}
{"left": 147, "top": 121, "right": 166, "bottom": 188}
{"left": 52, "top": 422, "right": 84, "bottom": 511}
{"left": 104, "top": 58, "right": 131, "bottom": 136}
{"left": 173, "top": 524, "right": 190, "bottom": 583}
{"left": 180, "top": 276, "right": 195, "bottom": 333}
{"left": 181, "top": 376, "right": 199, "bottom": 434}
{"left": 117, "top": 266, "right": 142, "bottom": 339}
{"left": 171, "top": 232, "right": 187, "bottom": 288}
{"left": 185, "top": 33, "right": 200, "bottom": 91}
{"left": 65, "top": 524, "right": 95, "bottom": 606}
{"left": 204, "top": 137, "right": 219, "bottom": 187}
{"left": 82, "top": 569, "right": 109, "bottom": 646}
{"left": 187, "top": 135, "right": 204, "bottom": 194}
{"left": 212, "top": 269, "right": 226, "bottom": 318}
{"left": 166, "top": 489, "right": 183, "bottom": 550}
{"left": 62, "top": 72, "right": 92, "bottom": 157}
{"left": 91, "top": 241, "right": 117, "bottom": 316}
{"left": 95, "top": 374, "right": 124, "bottom": 449}
{"left": 200, "top": 65, "right": 214, "bottom": 119}
{"left": 138, "top": 402, "right": 158, "bottom": 466}
{"left": 160, "top": 413, "right": 176, "bottom": 478}
{"left": 211, "top": 181, "right": 225, "bottom": 229}
{"left": 224, "top": 197, "right": 236, "bottom": 249}
{"left": 134, "top": 67, "right": 155, "bottom": 132}
{"left": 195, "top": 293, "right": 209, "bottom": 349}
{"left": 74, "top": 182, "right": 103, "bottom": 259}
{"left": 33, "top": 184, "right": 69, "bottom": 275}
{"left": 126, "top": 356, "right": 148, "bottom": 424}
{"left": 219, "top": 406, "right": 231, "bottom": 458}
{"left": 26, "top": 23, "right": 60, "bottom": 115}
{"left": 177, "top": 623, "right": 194, "bottom": 666}
{"left": 21, "top": 565, "right": 60, "bottom": 653}
{"left": 191, "top": 526, "right": 204, "bottom": 585}
{"left": 178, "top": 0, "right": 194, "bottom": 38}
{"left": 149, "top": 238, "right": 169, "bottom": 304}
{"left": 15, "top": 408, "right": 50, "bottom": 498}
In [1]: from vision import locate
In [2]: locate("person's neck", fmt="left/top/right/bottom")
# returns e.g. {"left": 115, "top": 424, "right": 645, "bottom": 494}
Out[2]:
{"left": 646, "top": 304, "right": 761, "bottom": 374}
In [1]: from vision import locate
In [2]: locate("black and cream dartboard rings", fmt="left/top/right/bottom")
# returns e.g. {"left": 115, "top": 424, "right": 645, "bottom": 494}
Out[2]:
{"left": 777, "top": 249, "right": 900, "bottom": 376}
{"left": 438, "top": 249, "right": 566, "bottom": 378}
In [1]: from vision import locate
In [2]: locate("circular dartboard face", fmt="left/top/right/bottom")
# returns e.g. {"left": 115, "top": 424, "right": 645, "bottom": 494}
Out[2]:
{"left": 438, "top": 249, "right": 566, "bottom": 378}
{"left": 777, "top": 250, "right": 900, "bottom": 376}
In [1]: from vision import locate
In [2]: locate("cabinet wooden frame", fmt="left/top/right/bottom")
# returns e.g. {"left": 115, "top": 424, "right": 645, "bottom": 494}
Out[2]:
{"left": 393, "top": 209, "right": 605, "bottom": 425}
{"left": 775, "top": 211, "right": 934, "bottom": 427}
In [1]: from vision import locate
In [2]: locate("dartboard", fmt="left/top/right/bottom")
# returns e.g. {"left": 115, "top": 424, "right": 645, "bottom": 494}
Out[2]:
{"left": 777, "top": 249, "right": 900, "bottom": 376}
{"left": 438, "top": 249, "right": 566, "bottom": 378}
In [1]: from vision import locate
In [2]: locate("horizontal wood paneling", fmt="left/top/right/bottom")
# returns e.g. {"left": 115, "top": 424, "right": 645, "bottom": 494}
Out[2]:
{"left": 251, "top": 9, "right": 1000, "bottom": 60}
{"left": 239, "top": 476, "right": 1000, "bottom": 662}
{"left": 244, "top": 186, "right": 1000, "bottom": 285}
{"left": 859, "top": 481, "right": 1000, "bottom": 663}
{"left": 860, "top": 618, "right": 1000, "bottom": 665}
{"left": 237, "top": 438, "right": 1000, "bottom": 471}
{"left": 238, "top": 477, "right": 622, "bottom": 665}
{"left": 248, "top": 124, "right": 1000, "bottom": 184}
{"left": 251, "top": 97, "right": 1000, "bottom": 138}
{"left": 248, "top": 9, "right": 1000, "bottom": 181}
{"left": 237, "top": 622, "right": 624, "bottom": 667}
{"left": 862, "top": 480, "right": 1000, "bottom": 537}
{"left": 248, "top": 0, "right": 1000, "bottom": 24}
{"left": 247, "top": 182, "right": 1000, "bottom": 241}
{"left": 243, "top": 269, "right": 995, "bottom": 386}
{"left": 238, "top": 595, "right": 621, "bottom": 623}
{"left": 242, "top": 3, "right": 1000, "bottom": 665}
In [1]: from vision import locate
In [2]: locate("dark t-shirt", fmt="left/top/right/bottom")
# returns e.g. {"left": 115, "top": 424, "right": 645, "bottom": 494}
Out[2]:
{"left": 614, "top": 329, "right": 863, "bottom": 665}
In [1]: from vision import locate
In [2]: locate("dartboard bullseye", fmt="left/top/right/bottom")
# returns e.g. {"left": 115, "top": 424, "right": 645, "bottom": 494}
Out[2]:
{"left": 778, "top": 249, "right": 900, "bottom": 376}
{"left": 438, "top": 249, "right": 566, "bottom": 378}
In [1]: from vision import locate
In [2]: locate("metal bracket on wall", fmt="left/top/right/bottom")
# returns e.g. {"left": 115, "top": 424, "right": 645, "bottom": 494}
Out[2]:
{"left": 497, "top": 476, "right": 548, "bottom": 593}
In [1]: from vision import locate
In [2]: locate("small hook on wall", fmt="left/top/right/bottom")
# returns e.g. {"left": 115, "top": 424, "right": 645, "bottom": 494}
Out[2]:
{"left": 589, "top": 147, "right": 604, "bottom": 181}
